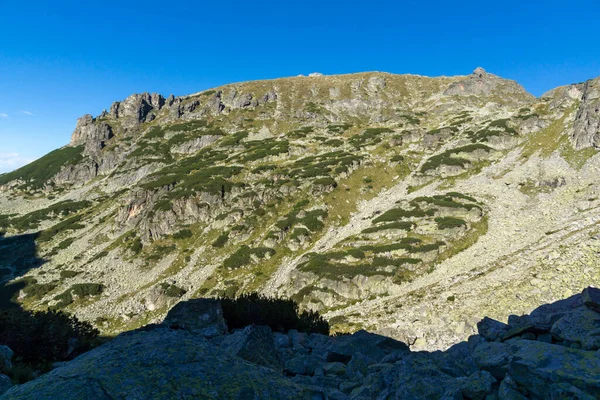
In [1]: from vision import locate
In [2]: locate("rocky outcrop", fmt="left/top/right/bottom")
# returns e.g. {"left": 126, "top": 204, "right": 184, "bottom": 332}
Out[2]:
{"left": 571, "top": 77, "right": 600, "bottom": 149}
{"left": 4, "top": 289, "right": 600, "bottom": 399}
{"left": 109, "top": 92, "right": 166, "bottom": 128}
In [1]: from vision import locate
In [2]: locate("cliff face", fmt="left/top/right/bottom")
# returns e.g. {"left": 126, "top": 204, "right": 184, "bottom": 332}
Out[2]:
{"left": 1, "top": 68, "right": 600, "bottom": 353}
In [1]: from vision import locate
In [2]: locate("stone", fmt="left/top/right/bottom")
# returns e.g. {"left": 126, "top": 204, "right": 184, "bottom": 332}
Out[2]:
{"left": 521, "top": 332, "right": 537, "bottom": 340}
{"left": 162, "top": 299, "right": 227, "bottom": 338}
{"left": 571, "top": 78, "right": 600, "bottom": 149}
{"left": 323, "top": 362, "right": 346, "bottom": 376}
{"left": 582, "top": 287, "right": 600, "bottom": 312}
{"left": 550, "top": 383, "right": 597, "bottom": 400}
{"left": 498, "top": 375, "right": 528, "bottom": 400}
{"left": 339, "top": 381, "right": 360, "bottom": 394}
{"left": 220, "top": 325, "right": 280, "bottom": 370}
{"left": 550, "top": 308, "right": 600, "bottom": 350}
{"left": 537, "top": 333, "right": 553, "bottom": 343}
{"left": 326, "top": 330, "right": 409, "bottom": 362}
{"left": 326, "top": 351, "right": 352, "bottom": 364}
{"left": 460, "top": 370, "right": 496, "bottom": 400}
{"left": 284, "top": 354, "right": 322, "bottom": 376}
{"left": 0, "top": 328, "right": 312, "bottom": 399}
{"left": 508, "top": 339, "right": 600, "bottom": 398}
{"left": 0, "top": 346, "right": 13, "bottom": 374}
{"left": 0, "top": 375, "right": 12, "bottom": 396}
{"left": 477, "top": 317, "right": 509, "bottom": 341}
{"left": 472, "top": 341, "right": 513, "bottom": 380}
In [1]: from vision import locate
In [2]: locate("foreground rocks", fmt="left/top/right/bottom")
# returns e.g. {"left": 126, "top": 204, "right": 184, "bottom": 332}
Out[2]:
{"left": 3, "top": 288, "right": 600, "bottom": 399}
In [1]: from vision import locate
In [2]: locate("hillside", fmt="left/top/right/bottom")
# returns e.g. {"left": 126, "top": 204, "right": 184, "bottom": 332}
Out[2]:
{"left": 1, "top": 67, "right": 600, "bottom": 351}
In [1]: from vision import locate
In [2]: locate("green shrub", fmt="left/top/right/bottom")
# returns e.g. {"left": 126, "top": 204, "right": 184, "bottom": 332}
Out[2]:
{"left": 435, "top": 217, "right": 467, "bottom": 229}
{"left": 160, "top": 282, "right": 187, "bottom": 298}
{"left": 362, "top": 221, "right": 414, "bottom": 233}
{"left": 218, "top": 292, "right": 329, "bottom": 334}
{"left": 0, "top": 146, "right": 84, "bottom": 189}
{"left": 212, "top": 232, "right": 230, "bottom": 248}
{"left": 390, "top": 155, "right": 404, "bottom": 162}
{"left": 223, "top": 246, "right": 275, "bottom": 269}
{"left": 173, "top": 229, "right": 193, "bottom": 240}
{"left": 60, "top": 270, "right": 80, "bottom": 279}
{"left": 0, "top": 309, "right": 99, "bottom": 367}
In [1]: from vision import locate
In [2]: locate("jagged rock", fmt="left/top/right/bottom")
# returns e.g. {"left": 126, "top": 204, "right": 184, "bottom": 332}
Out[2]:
{"left": 0, "top": 328, "right": 313, "bottom": 400}
{"left": 0, "top": 375, "right": 11, "bottom": 396}
{"left": 498, "top": 375, "right": 527, "bottom": 400}
{"left": 220, "top": 325, "right": 280, "bottom": 370}
{"left": 284, "top": 354, "right": 322, "bottom": 376}
{"left": 582, "top": 287, "right": 600, "bottom": 312}
{"left": 0, "top": 346, "right": 12, "bottom": 374}
{"left": 325, "top": 330, "right": 409, "bottom": 362}
{"left": 472, "top": 341, "right": 513, "bottom": 380}
{"left": 550, "top": 307, "right": 600, "bottom": 350}
{"left": 162, "top": 298, "right": 227, "bottom": 338}
{"left": 459, "top": 370, "right": 496, "bottom": 400}
{"left": 571, "top": 77, "right": 600, "bottom": 149}
{"left": 550, "top": 383, "right": 597, "bottom": 400}
{"left": 507, "top": 339, "right": 600, "bottom": 399}
{"left": 477, "top": 317, "right": 510, "bottom": 341}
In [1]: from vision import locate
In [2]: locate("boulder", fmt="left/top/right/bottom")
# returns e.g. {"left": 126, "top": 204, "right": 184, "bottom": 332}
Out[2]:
{"left": 220, "top": 325, "right": 280, "bottom": 370}
{"left": 507, "top": 339, "right": 600, "bottom": 399}
{"left": 0, "top": 346, "right": 12, "bottom": 374}
{"left": 284, "top": 354, "right": 322, "bottom": 376}
{"left": 472, "top": 341, "right": 513, "bottom": 380}
{"left": 550, "top": 307, "right": 600, "bottom": 350}
{"left": 477, "top": 317, "right": 509, "bottom": 341}
{"left": 162, "top": 299, "right": 227, "bottom": 338}
{"left": 498, "top": 375, "right": 528, "bottom": 400}
{"left": 326, "top": 330, "right": 409, "bottom": 362}
{"left": 550, "top": 383, "right": 597, "bottom": 400}
{"left": 582, "top": 287, "right": 600, "bottom": 312}
{"left": 0, "top": 328, "right": 312, "bottom": 400}
{"left": 0, "top": 375, "right": 12, "bottom": 397}
{"left": 460, "top": 370, "right": 496, "bottom": 400}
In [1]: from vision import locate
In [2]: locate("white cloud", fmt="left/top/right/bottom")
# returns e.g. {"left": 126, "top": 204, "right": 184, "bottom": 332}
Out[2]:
{"left": 0, "top": 153, "right": 35, "bottom": 173}
{"left": 0, "top": 113, "right": 7, "bottom": 118}
{"left": 20, "top": 110, "right": 33, "bottom": 116}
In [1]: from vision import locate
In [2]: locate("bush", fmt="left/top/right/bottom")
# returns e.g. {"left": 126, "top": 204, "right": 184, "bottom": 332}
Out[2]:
{"left": 223, "top": 246, "right": 275, "bottom": 269}
{"left": 173, "top": 229, "right": 193, "bottom": 240}
{"left": 218, "top": 292, "right": 329, "bottom": 334}
{"left": 0, "top": 309, "right": 99, "bottom": 366}
{"left": 212, "top": 232, "right": 229, "bottom": 248}
{"left": 435, "top": 217, "right": 467, "bottom": 229}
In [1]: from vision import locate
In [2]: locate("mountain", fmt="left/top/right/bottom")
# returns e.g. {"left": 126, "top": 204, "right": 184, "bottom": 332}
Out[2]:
{"left": 1, "top": 68, "right": 600, "bottom": 351}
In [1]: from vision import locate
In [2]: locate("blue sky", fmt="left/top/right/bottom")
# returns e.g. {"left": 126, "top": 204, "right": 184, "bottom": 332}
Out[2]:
{"left": 1, "top": 0, "right": 599, "bottom": 172}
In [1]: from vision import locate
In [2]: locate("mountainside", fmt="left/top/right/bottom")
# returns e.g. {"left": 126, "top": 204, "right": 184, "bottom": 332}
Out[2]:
{"left": 1, "top": 68, "right": 600, "bottom": 350}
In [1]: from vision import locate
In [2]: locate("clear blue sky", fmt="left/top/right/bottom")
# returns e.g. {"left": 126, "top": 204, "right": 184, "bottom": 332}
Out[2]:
{"left": 1, "top": 0, "right": 599, "bottom": 172}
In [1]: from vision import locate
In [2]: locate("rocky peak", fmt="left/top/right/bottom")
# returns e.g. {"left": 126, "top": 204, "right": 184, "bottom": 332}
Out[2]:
{"left": 570, "top": 77, "right": 600, "bottom": 149}
{"left": 108, "top": 92, "right": 167, "bottom": 128}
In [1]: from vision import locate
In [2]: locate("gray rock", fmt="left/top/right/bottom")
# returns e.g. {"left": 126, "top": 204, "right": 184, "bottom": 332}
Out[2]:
{"left": 582, "top": 287, "right": 600, "bottom": 312}
{"left": 498, "top": 375, "right": 528, "bottom": 400}
{"left": 571, "top": 77, "right": 600, "bottom": 149}
{"left": 326, "top": 330, "right": 409, "bottom": 362}
{"left": 284, "top": 354, "right": 322, "bottom": 376}
{"left": 323, "top": 362, "right": 346, "bottom": 376}
{"left": 477, "top": 317, "right": 509, "bottom": 341}
{"left": 162, "top": 298, "right": 227, "bottom": 338}
{"left": 0, "top": 328, "right": 312, "bottom": 399}
{"left": 508, "top": 339, "right": 600, "bottom": 399}
{"left": 0, "top": 346, "right": 12, "bottom": 374}
{"left": 460, "top": 370, "right": 496, "bottom": 400}
{"left": 220, "top": 325, "right": 280, "bottom": 370}
{"left": 473, "top": 341, "right": 513, "bottom": 380}
{"left": 550, "top": 383, "right": 597, "bottom": 400}
{"left": 0, "top": 375, "right": 12, "bottom": 396}
{"left": 550, "top": 307, "right": 600, "bottom": 350}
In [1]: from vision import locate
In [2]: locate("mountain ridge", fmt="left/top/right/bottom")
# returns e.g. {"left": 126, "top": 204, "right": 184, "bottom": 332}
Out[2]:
{"left": 1, "top": 67, "right": 599, "bottom": 352}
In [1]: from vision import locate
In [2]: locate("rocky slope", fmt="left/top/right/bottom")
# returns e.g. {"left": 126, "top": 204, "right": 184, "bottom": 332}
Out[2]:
{"left": 3, "top": 288, "right": 600, "bottom": 399}
{"left": 1, "top": 68, "right": 600, "bottom": 351}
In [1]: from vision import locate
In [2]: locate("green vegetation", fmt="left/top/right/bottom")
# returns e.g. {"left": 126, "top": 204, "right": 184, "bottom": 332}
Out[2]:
{"left": 212, "top": 232, "right": 230, "bottom": 247}
{"left": 37, "top": 215, "right": 86, "bottom": 243}
{"left": 373, "top": 207, "right": 434, "bottom": 223}
{"left": 223, "top": 245, "right": 275, "bottom": 269}
{"left": 349, "top": 127, "right": 394, "bottom": 147}
{"left": 160, "top": 282, "right": 187, "bottom": 298}
{"left": 172, "top": 229, "right": 193, "bottom": 240}
{"left": 53, "top": 283, "right": 105, "bottom": 309}
{"left": 1, "top": 200, "right": 91, "bottom": 231}
{"left": 0, "top": 309, "right": 98, "bottom": 382}
{"left": 421, "top": 144, "right": 492, "bottom": 172}
{"left": 435, "top": 216, "right": 467, "bottom": 229}
{"left": 0, "top": 146, "right": 84, "bottom": 189}
{"left": 60, "top": 270, "right": 80, "bottom": 279}
{"left": 362, "top": 221, "right": 414, "bottom": 233}
{"left": 218, "top": 292, "right": 329, "bottom": 334}
{"left": 238, "top": 139, "right": 289, "bottom": 162}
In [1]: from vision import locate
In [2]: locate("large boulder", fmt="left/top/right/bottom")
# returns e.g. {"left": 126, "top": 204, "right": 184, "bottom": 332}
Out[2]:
{"left": 0, "top": 375, "right": 12, "bottom": 397}
{"left": 324, "top": 330, "right": 409, "bottom": 362}
{"left": 0, "top": 347, "right": 12, "bottom": 374}
{"left": 550, "top": 307, "right": 600, "bottom": 350}
{"left": 219, "top": 325, "right": 281, "bottom": 370}
{"left": 162, "top": 299, "right": 227, "bottom": 338}
{"left": 0, "top": 328, "right": 315, "bottom": 400}
{"left": 507, "top": 339, "right": 600, "bottom": 399}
